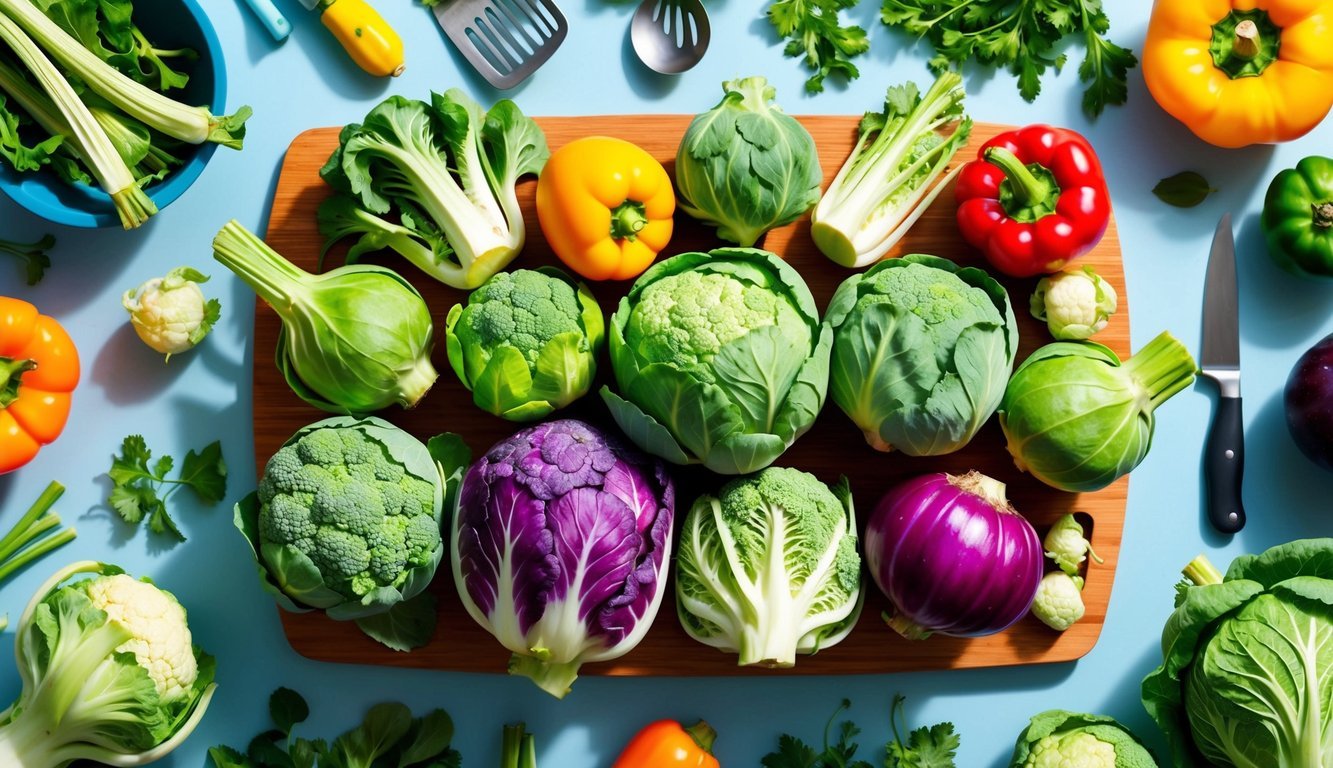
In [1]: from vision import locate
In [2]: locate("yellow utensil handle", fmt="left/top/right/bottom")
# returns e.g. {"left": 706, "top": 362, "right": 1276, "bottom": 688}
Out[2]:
{"left": 321, "top": 0, "right": 405, "bottom": 77}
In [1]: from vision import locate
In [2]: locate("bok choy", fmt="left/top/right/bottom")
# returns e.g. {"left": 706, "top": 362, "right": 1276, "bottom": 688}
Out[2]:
{"left": 811, "top": 72, "right": 971, "bottom": 269}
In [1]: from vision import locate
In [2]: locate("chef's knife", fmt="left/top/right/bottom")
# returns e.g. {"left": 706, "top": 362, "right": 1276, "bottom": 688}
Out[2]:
{"left": 299, "top": 0, "right": 405, "bottom": 77}
{"left": 1200, "top": 212, "right": 1246, "bottom": 534}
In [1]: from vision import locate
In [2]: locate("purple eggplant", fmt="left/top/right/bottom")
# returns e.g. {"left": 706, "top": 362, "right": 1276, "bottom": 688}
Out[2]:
{"left": 1285, "top": 334, "right": 1333, "bottom": 471}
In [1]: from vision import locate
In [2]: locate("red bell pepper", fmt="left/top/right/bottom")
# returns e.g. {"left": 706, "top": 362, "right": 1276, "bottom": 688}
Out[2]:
{"left": 954, "top": 124, "right": 1111, "bottom": 278}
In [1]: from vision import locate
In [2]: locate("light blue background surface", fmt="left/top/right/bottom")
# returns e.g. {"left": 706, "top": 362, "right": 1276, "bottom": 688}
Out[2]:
{"left": 1, "top": 0, "right": 1330, "bottom": 764}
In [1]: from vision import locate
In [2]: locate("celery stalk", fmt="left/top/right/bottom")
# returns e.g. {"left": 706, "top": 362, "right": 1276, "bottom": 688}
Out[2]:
{"left": 0, "top": 12, "right": 154, "bottom": 228}
{"left": 0, "top": 0, "right": 250, "bottom": 147}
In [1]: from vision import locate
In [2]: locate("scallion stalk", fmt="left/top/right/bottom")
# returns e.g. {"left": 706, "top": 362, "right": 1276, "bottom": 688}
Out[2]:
{"left": 0, "top": 0, "right": 250, "bottom": 147}
{"left": 0, "top": 12, "right": 154, "bottom": 228}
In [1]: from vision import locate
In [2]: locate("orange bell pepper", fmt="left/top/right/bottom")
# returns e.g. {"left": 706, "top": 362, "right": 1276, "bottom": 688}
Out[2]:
{"left": 1143, "top": 0, "right": 1333, "bottom": 148}
{"left": 611, "top": 720, "right": 719, "bottom": 768}
{"left": 536, "top": 136, "right": 675, "bottom": 281}
{"left": 1, "top": 297, "right": 78, "bottom": 474}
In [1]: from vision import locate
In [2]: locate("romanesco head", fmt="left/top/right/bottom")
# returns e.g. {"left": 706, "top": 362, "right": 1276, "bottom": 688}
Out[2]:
{"left": 1025, "top": 732, "right": 1118, "bottom": 768}
{"left": 859, "top": 261, "right": 1001, "bottom": 371}
{"left": 718, "top": 468, "right": 855, "bottom": 589}
{"left": 1030, "top": 267, "right": 1117, "bottom": 341}
{"left": 258, "top": 424, "right": 441, "bottom": 600}
{"left": 83, "top": 575, "right": 197, "bottom": 703}
{"left": 1030, "top": 571, "right": 1086, "bottom": 632}
{"left": 462, "top": 270, "right": 585, "bottom": 365}
{"left": 625, "top": 270, "right": 809, "bottom": 380}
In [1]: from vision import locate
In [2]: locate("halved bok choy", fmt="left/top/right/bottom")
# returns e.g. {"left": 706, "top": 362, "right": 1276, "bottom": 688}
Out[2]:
{"left": 811, "top": 72, "right": 971, "bottom": 269}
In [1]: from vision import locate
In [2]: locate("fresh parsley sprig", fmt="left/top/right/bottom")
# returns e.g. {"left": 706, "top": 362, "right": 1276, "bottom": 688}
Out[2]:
{"left": 107, "top": 434, "right": 226, "bottom": 541}
{"left": 761, "top": 696, "right": 959, "bottom": 768}
{"left": 768, "top": 0, "right": 871, "bottom": 94}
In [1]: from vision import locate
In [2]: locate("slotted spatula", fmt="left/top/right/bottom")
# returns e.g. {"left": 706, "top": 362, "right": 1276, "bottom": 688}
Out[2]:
{"left": 434, "top": 0, "right": 567, "bottom": 89}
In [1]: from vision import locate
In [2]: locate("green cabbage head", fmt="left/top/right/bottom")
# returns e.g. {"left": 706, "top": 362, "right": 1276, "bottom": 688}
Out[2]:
{"left": 824, "top": 254, "right": 1017, "bottom": 456}
{"left": 1142, "top": 539, "right": 1333, "bottom": 767}
{"left": 1010, "top": 710, "right": 1158, "bottom": 768}
{"left": 600, "top": 248, "right": 831, "bottom": 475}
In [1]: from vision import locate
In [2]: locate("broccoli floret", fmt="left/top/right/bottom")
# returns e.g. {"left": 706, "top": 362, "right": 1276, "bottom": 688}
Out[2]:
{"left": 463, "top": 270, "right": 585, "bottom": 364}
{"left": 257, "top": 423, "right": 442, "bottom": 600}
{"left": 858, "top": 261, "right": 1002, "bottom": 372}
{"left": 625, "top": 270, "right": 810, "bottom": 380}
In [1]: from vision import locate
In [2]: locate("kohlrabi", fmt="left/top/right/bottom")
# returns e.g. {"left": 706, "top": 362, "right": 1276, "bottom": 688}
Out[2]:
{"left": 319, "top": 91, "right": 548, "bottom": 290}
{"left": 212, "top": 220, "right": 439, "bottom": 414}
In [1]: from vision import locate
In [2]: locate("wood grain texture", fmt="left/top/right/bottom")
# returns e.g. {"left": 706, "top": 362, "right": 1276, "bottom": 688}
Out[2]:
{"left": 258, "top": 116, "right": 1129, "bottom": 676}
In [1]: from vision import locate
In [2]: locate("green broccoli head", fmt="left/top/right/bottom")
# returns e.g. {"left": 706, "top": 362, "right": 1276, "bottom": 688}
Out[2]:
{"left": 446, "top": 268, "right": 604, "bottom": 421}
{"left": 257, "top": 423, "right": 440, "bottom": 600}
{"left": 674, "top": 467, "right": 863, "bottom": 668}
{"left": 857, "top": 260, "right": 1003, "bottom": 371}
{"left": 624, "top": 270, "right": 810, "bottom": 381}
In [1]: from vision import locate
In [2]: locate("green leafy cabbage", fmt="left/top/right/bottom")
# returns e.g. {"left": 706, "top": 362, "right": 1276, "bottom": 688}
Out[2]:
{"left": 824, "top": 254, "right": 1017, "bottom": 455}
{"left": 675, "top": 76, "right": 821, "bottom": 247}
{"left": 600, "top": 248, "right": 831, "bottom": 475}
{"left": 1142, "top": 539, "right": 1333, "bottom": 768}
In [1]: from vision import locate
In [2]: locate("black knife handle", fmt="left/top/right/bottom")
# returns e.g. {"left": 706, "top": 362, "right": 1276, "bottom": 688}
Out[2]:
{"left": 1205, "top": 395, "right": 1246, "bottom": 534}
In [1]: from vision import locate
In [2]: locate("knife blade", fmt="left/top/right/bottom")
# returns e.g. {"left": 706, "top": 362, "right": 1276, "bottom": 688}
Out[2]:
{"left": 1200, "top": 212, "right": 1246, "bottom": 533}
{"left": 297, "top": 0, "right": 405, "bottom": 77}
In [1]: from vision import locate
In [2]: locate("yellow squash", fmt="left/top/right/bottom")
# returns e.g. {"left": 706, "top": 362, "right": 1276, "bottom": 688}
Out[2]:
{"left": 1144, "top": 0, "right": 1333, "bottom": 148}
{"left": 321, "top": 0, "right": 405, "bottom": 78}
{"left": 536, "top": 136, "right": 675, "bottom": 282}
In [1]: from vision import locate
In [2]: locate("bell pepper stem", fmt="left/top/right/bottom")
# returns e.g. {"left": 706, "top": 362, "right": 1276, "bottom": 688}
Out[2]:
{"left": 0, "top": 356, "right": 37, "bottom": 408}
{"left": 684, "top": 720, "right": 717, "bottom": 754}
{"left": 1314, "top": 203, "right": 1333, "bottom": 229}
{"left": 984, "top": 147, "right": 1051, "bottom": 209}
{"left": 1232, "top": 19, "right": 1260, "bottom": 60}
{"left": 609, "top": 200, "right": 647, "bottom": 242}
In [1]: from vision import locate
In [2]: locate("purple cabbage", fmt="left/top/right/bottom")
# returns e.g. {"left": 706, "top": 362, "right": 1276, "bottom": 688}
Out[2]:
{"left": 452, "top": 419, "right": 675, "bottom": 698}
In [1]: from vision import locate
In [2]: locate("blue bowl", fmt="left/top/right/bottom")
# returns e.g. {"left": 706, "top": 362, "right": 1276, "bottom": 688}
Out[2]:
{"left": 0, "top": 0, "right": 228, "bottom": 228}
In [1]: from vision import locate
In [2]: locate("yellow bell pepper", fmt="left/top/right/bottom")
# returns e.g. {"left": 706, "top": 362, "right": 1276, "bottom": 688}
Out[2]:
{"left": 321, "top": 0, "right": 405, "bottom": 78}
{"left": 536, "top": 136, "right": 675, "bottom": 281}
{"left": 1144, "top": 0, "right": 1333, "bottom": 148}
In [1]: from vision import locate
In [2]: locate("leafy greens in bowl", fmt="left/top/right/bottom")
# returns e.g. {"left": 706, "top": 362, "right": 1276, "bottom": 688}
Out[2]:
{"left": 0, "top": 0, "right": 236, "bottom": 228}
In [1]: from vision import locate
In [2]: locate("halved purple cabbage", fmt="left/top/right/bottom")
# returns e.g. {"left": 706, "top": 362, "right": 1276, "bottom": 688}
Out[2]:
{"left": 452, "top": 419, "right": 675, "bottom": 698}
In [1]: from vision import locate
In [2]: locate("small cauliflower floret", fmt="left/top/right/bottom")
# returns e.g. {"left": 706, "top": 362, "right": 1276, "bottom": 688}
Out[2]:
{"left": 122, "top": 267, "right": 221, "bottom": 360}
{"left": 1025, "top": 732, "right": 1118, "bottom": 768}
{"left": 1030, "top": 571, "right": 1085, "bottom": 631}
{"left": 1030, "top": 267, "right": 1117, "bottom": 341}
{"left": 83, "top": 574, "right": 198, "bottom": 703}
{"left": 626, "top": 270, "right": 810, "bottom": 380}
{"left": 1044, "top": 514, "right": 1103, "bottom": 576}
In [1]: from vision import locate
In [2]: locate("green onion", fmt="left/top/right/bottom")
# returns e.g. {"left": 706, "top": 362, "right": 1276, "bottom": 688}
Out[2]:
{"left": 0, "top": 0, "right": 250, "bottom": 147}
{"left": 0, "top": 12, "right": 154, "bottom": 228}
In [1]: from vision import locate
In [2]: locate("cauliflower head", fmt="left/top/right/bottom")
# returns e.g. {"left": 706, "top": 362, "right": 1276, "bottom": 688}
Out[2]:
{"left": 1011, "top": 711, "right": 1160, "bottom": 768}
{"left": 1025, "top": 732, "right": 1118, "bottom": 768}
{"left": 122, "top": 267, "right": 221, "bottom": 360}
{"left": 256, "top": 418, "right": 443, "bottom": 602}
{"left": 446, "top": 268, "right": 604, "bottom": 421}
{"left": 1030, "top": 267, "right": 1117, "bottom": 341}
{"left": 83, "top": 574, "right": 198, "bottom": 702}
{"left": 1030, "top": 571, "right": 1086, "bottom": 632}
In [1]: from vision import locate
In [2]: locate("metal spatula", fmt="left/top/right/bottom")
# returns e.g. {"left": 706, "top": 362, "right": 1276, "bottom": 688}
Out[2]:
{"left": 433, "top": 0, "right": 567, "bottom": 89}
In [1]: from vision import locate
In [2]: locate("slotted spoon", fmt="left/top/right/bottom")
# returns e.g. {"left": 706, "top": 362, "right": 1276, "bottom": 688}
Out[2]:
{"left": 630, "top": 0, "right": 709, "bottom": 74}
{"left": 433, "top": 0, "right": 567, "bottom": 90}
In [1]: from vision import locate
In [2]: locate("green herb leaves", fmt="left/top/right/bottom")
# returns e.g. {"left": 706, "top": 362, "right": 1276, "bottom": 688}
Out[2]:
{"left": 761, "top": 697, "right": 958, "bottom": 768}
{"left": 107, "top": 435, "right": 226, "bottom": 541}
{"left": 768, "top": 0, "right": 870, "bottom": 94}
{"left": 1153, "top": 171, "right": 1217, "bottom": 208}
{"left": 0, "top": 233, "right": 53, "bottom": 285}
{"left": 208, "top": 688, "right": 462, "bottom": 768}
{"left": 879, "top": 0, "right": 1136, "bottom": 118}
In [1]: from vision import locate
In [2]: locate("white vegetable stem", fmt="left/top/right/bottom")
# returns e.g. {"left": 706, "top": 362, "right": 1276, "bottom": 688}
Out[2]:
{"left": 812, "top": 72, "right": 971, "bottom": 269}
{"left": 0, "top": 13, "right": 154, "bottom": 228}
{"left": 0, "top": 0, "right": 249, "bottom": 146}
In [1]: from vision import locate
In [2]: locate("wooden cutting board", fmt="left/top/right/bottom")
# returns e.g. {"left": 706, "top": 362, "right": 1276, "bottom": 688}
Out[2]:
{"left": 257, "top": 116, "right": 1129, "bottom": 676}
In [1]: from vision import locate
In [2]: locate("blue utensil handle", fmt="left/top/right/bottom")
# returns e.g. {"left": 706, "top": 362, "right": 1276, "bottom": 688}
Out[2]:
{"left": 1205, "top": 395, "right": 1246, "bottom": 534}
{"left": 245, "top": 0, "right": 291, "bottom": 41}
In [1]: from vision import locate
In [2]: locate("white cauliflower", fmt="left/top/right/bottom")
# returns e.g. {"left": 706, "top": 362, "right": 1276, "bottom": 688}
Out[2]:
{"left": 1025, "top": 731, "right": 1118, "bottom": 768}
{"left": 1029, "top": 267, "right": 1117, "bottom": 340}
{"left": 85, "top": 573, "right": 198, "bottom": 702}
{"left": 1031, "top": 571, "right": 1085, "bottom": 631}
{"left": 1044, "top": 514, "right": 1103, "bottom": 576}
{"left": 123, "top": 266, "right": 221, "bottom": 360}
